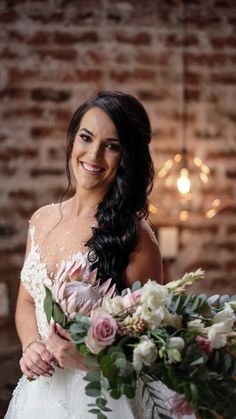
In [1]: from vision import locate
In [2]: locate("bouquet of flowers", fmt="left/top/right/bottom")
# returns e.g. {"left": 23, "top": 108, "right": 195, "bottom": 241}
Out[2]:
{"left": 44, "top": 262, "right": 236, "bottom": 419}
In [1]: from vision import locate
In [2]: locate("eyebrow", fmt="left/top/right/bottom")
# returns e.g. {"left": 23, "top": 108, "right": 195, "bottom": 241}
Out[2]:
{"left": 79, "top": 128, "right": 120, "bottom": 142}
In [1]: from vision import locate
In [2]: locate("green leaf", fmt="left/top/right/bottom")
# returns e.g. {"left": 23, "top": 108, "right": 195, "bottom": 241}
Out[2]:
{"left": 191, "top": 297, "right": 200, "bottom": 312}
{"left": 97, "top": 412, "right": 108, "bottom": 419}
{"left": 52, "top": 303, "right": 66, "bottom": 327}
{"left": 44, "top": 286, "right": 53, "bottom": 324}
{"left": 110, "top": 388, "right": 121, "bottom": 399}
{"left": 96, "top": 398, "right": 107, "bottom": 407}
{"left": 123, "top": 385, "right": 135, "bottom": 399}
{"left": 88, "top": 409, "right": 100, "bottom": 414}
{"left": 83, "top": 370, "right": 101, "bottom": 382}
{"left": 85, "top": 381, "right": 101, "bottom": 397}
{"left": 190, "top": 357, "right": 204, "bottom": 367}
{"left": 190, "top": 383, "right": 198, "bottom": 402}
{"left": 172, "top": 295, "right": 181, "bottom": 313}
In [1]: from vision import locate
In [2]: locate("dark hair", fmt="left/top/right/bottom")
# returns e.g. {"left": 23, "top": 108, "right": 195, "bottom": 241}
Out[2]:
{"left": 66, "top": 91, "right": 154, "bottom": 292}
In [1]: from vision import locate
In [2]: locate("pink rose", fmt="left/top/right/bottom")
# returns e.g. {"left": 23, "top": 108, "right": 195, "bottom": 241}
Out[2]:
{"left": 85, "top": 309, "right": 118, "bottom": 354}
{"left": 122, "top": 289, "right": 141, "bottom": 310}
{"left": 196, "top": 335, "right": 212, "bottom": 355}
{"left": 171, "top": 393, "right": 194, "bottom": 419}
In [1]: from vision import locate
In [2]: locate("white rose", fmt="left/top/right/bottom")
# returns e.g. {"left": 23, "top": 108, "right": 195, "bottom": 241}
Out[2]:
{"left": 133, "top": 336, "right": 158, "bottom": 371}
{"left": 187, "top": 319, "right": 205, "bottom": 333}
{"left": 169, "top": 337, "right": 185, "bottom": 351}
{"left": 134, "top": 305, "right": 165, "bottom": 329}
{"left": 102, "top": 296, "right": 124, "bottom": 316}
{"left": 162, "top": 309, "right": 182, "bottom": 329}
{"left": 140, "top": 280, "right": 168, "bottom": 310}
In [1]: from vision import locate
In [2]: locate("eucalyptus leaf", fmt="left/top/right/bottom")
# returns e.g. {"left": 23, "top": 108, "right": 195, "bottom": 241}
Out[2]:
{"left": 207, "top": 295, "right": 220, "bottom": 305}
{"left": 132, "top": 280, "right": 142, "bottom": 292}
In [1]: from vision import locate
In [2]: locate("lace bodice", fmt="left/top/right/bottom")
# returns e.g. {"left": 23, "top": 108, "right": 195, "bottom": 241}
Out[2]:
{"left": 20, "top": 225, "right": 91, "bottom": 340}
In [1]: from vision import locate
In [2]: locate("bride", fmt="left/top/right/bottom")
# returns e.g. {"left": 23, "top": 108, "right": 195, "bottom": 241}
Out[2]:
{"left": 5, "top": 91, "right": 194, "bottom": 418}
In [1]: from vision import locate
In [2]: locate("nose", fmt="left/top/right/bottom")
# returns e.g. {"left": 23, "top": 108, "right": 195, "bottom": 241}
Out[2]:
{"left": 88, "top": 143, "right": 103, "bottom": 161}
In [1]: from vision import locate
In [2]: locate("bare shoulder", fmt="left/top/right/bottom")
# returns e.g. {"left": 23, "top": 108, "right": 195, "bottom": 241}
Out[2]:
{"left": 30, "top": 202, "right": 63, "bottom": 233}
{"left": 123, "top": 218, "right": 163, "bottom": 287}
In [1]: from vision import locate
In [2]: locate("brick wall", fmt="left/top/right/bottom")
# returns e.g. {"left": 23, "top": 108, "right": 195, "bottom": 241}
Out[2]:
{"left": 0, "top": 0, "right": 236, "bottom": 306}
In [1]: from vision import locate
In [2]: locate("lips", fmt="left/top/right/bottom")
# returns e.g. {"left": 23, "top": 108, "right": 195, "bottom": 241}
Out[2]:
{"left": 81, "top": 161, "right": 105, "bottom": 174}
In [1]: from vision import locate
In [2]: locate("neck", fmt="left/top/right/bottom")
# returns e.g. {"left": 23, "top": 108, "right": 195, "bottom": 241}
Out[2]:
{"left": 69, "top": 186, "right": 106, "bottom": 218}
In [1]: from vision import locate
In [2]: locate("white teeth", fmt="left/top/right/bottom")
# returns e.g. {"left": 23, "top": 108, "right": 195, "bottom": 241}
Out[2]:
{"left": 82, "top": 162, "right": 104, "bottom": 173}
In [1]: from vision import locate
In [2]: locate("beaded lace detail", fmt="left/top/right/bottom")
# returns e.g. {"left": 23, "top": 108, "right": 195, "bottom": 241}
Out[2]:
{"left": 20, "top": 225, "right": 91, "bottom": 340}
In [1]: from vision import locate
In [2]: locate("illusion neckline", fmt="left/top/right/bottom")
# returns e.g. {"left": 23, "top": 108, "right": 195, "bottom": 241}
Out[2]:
{"left": 29, "top": 226, "right": 90, "bottom": 283}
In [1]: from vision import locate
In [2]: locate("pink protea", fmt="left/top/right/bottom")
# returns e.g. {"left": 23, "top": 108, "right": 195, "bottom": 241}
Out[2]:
{"left": 52, "top": 260, "right": 116, "bottom": 321}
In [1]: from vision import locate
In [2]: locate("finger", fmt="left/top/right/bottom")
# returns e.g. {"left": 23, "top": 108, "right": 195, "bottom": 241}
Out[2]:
{"left": 20, "top": 358, "right": 38, "bottom": 379}
{"left": 24, "top": 350, "right": 54, "bottom": 375}
{"left": 56, "top": 324, "right": 72, "bottom": 341}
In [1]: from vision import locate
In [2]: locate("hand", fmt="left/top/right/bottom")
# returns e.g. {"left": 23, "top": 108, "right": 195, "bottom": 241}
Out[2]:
{"left": 20, "top": 341, "right": 54, "bottom": 380}
{"left": 46, "top": 323, "right": 91, "bottom": 371}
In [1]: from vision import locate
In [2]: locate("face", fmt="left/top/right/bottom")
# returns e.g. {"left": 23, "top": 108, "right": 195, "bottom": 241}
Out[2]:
{"left": 71, "top": 107, "right": 121, "bottom": 194}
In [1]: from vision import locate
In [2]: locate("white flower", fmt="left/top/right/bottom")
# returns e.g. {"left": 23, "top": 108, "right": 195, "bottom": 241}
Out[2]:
{"left": 134, "top": 305, "right": 166, "bottom": 329}
{"left": 162, "top": 309, "right": 182, "bottom": 329}
{"left": 169, "top": 337, "right": 185, "bottom": 351}
{"left": 207, "top": 302, "right": 236, "bottom": 349}
{"left": 167, "top": 337, "right": 185, "bottom": 364}
{"left": 207, "top": 325, "right": 227, "bottom": 349}
{"left": 187, "top": 319, "right": 205, "bottom": 333}
{"left": 140, "top": 280, "right": 168, "bottom": 310}
{"left": 133, "top": 336, "right": 158, "bottom": 371}
{"left": 102, "top": 296, "right": 124, "bottom": 316}
{"left": 213, "top": 303, "right": 235, "bottom": 329}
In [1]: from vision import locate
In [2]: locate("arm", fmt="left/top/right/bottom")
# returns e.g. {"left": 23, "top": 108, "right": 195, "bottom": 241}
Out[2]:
{"left": 16, "top": 220, "right": 54, "bottom": 379}
{"left": 123, "top": 219, "right": 163, "bottom": 287}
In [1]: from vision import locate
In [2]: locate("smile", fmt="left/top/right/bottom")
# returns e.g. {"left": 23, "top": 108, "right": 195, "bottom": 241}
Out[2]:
{"left": 80, "top": 162, "right": 105, "bottom": 174}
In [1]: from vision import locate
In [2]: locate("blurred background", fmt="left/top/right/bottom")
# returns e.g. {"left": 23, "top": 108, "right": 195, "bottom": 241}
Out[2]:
{"left": 0, "top": 0, "right": 236, "bottom": 416}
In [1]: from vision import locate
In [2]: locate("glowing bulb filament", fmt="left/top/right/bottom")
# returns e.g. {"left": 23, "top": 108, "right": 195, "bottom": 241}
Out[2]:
{"left": 177, "top": 169, "right": 191, "bottom": 194}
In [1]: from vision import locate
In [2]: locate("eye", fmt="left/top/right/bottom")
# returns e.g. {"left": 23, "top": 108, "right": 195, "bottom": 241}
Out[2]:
{"left": 105, "top": 143, "right": 121, "bottom": 153}
{"left": 79, "top": 134, "right": 91, "bottom": 143}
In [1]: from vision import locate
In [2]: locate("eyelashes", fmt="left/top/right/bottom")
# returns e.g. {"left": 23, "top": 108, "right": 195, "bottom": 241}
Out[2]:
{"left": 79, "top": 134, "right": 121, "bottom": 153}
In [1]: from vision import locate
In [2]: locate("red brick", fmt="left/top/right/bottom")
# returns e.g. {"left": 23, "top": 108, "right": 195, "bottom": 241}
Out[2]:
{"left": 8, "top": 30, "right": 50, "bottom": 45}
{"left": 8, "top": 68, "right": 39, "bottom": 83}
{"left": 31, "top": 88, "right": 71, "bottom": 102}
{"left": 211, "top": 73, "right": 236, "bottom": 84}
{"left": 53, "top": 31, "right": 99, "bottom": 44}
{"left": 210, "top": 36, "right": 236, "bottom": 49}
{"left": 0, "top": 88, "right": 30, "bottom": 99}
{"left": 76, "top": 69, "right": 102, "bottom": 81}
{"left": 3, "top": 107, "right": 44, "bottom": 120}
{"left": 0, "top": 10, "right": 18, "bottom": 23}
{"left": 30, "top": 126, "right": 65, "bottom": 139}
{"left": 115, "top": 32, "right": 151, "bottom": 46}
{"left": 0, "top": 47, "right": 18, "bottom": 59}
{"left": 165, "top": 34, "right": 199, "bottom": 47}
{"left": 37, "top": 48, "right": 77, "bottom": 61}
{"left": 110, "top": 68, "right": 156, "bottom": 83}
{"left": 0, "top": 147, "right": 38, "bottom": 161}
{"left": 187, "top": 53, "right": 226, "bottom": 67}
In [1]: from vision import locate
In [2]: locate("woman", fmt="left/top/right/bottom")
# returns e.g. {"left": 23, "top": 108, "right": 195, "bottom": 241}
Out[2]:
{"left": 5, "top": 91, "right": 178, "bottom": 418}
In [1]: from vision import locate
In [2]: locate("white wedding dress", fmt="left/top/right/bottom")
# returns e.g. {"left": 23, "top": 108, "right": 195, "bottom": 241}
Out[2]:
{"left": 5, "top": 226, "right": 195, "bottom": 419}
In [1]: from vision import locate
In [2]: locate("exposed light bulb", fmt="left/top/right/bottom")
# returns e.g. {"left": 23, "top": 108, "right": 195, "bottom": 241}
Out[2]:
{"left": 177, "top": 168, "right": 190, "bottom": 194}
